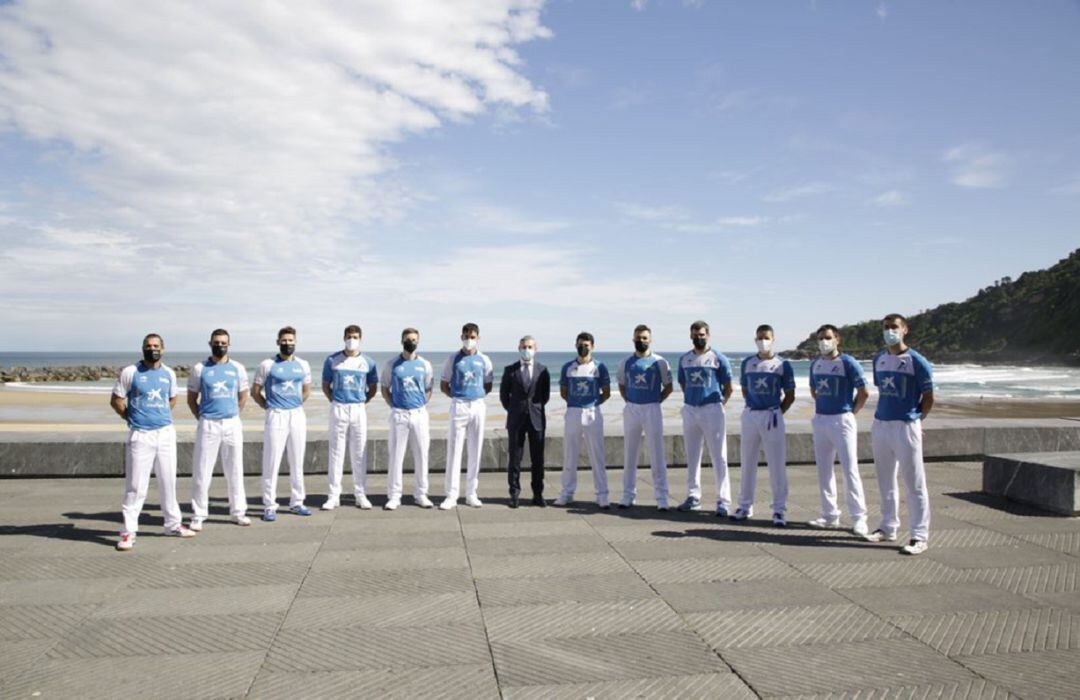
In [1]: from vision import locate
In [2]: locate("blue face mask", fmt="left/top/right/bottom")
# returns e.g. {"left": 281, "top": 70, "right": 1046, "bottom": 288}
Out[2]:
{"left": 883, "top": 329, "right": 903, "bottom": 346}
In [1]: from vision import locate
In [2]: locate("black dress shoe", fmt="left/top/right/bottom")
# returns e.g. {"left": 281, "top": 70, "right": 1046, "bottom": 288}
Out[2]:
{"left": 509, "top": 496, "right": 519, "bottom": 509}
{"left": 531, "top": 495, "right": 546, "bottom": 507}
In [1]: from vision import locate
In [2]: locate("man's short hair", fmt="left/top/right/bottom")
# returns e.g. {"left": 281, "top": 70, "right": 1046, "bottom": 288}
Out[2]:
{"left": 209, "top": 328, "right": 229, "bottom": 340}
{"left": 633, "top": 324, "right": 651, "bottom": 335}
{"left": 343, "top": 324, "right": 362, "bottom": 337}
{"left": 756, "top": 324, "right": 774, "bottom": 335}
{"left": 576, "top": 331, "right": 595, "bottom": 345}
{"left": 401, "top": 327, "right": 420, "bottom": 339}
{"left": 519, "top": 335, "right": 535, "bottom": 345}
{"left": 462, "top": 322, "right": 480, "bottom": 335}
{"left": 277, "top": 326, "right": 297, "bottom": 339}
{"left": 816, "top": 324, "right": 841, "bottom": 338}
{"left": 883, "top": 313, "right": 908, "bottom": 326}
{"left": 142, "top": 333, "right": 163, "bottom": 347}
{"left": 690, "top": 320, "right": 710, "bottom": 333}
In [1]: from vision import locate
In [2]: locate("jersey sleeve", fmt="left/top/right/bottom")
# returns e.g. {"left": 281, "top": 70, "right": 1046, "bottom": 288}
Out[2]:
{"left": 380, "top": 361, "right": 393, "bottom": 389}
{"left": 718, "top": 354, "right": 733, "bottom": 386}
{"left": 236, "top": 363, "right": 250, "bottom": 392}
{"left": 739, "top": 357, "right": 750, "bottom": 389}
{"left": 616, "top": 358, "right": 626, "bottom": 386}
{"left": 782, "top": 361, "right": 796, "bottom": 391}
{"left": 559, "top": 363, "right": 569, "bottom": 388}
{"left": 871, "top": 351, "right": 882, "bottom": 390}
{"left": 166, "top": 367, "right": 179, "bottom": 398}
{"left": 441, "top": 355, "right": 454, "bottom": 383}
{"left": 914, "top": 353, "right": 934, "bottom": 393}
{"left": 483, "top": 354, "right": 494, "bottom": 384}
{"left": 321, "top": 356, "right": 333, "bottom": 384}
{"left": 677, "top": 356, "right": 686, "bottom": 388}
{"left": 300, "top": 359, "right": 312, "bottom": 385}
{"left": 599, "top": 363, "right": 611, "bottom": 387}
{"left": 186, "top": 363, "right": 202, "bottom": 393}
{"left": 422, "top": 359, "right": 435, "bottom": 392}
{"left": 846, "top": 356, "right": 867, "bottom": 388}
{"left": 657, "top": 356, "right": 672, "bottom": 385}
{"left": 112, "top": 366, "right": 134, "bottom": 398}
{"left": 252, "top": 359, "right": 270, "bottom": 387}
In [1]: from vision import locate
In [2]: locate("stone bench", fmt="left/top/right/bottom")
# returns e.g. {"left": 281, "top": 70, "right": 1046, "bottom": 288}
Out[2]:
{"left": 983, "top": 451, "right": 1080, "bottom": 516}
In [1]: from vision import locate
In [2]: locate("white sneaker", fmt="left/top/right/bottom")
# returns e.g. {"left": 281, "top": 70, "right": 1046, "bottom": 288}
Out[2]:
{"left": 865, "top": 529, "right": 898, "bottom": 543}
{"left": 231, "top": 514, "right": 252, "bottom": 527}
{"left": 771, "top": 512, "right": 787, "bottom": 528}
{"left": 617, "top": 497, "right": 635, "bottom": 509}
{"left": 321, "top": 499, "right": 338, "bottom": 511}
{"left": 415, "top": 495, "right": 434, "bottom": 509}
{"left": 465, "top": 495, "right": 483, "bottom": 508}
{"left": 730, "top": 507, "right": 752, "bottom": 521}
{"left": 384, "top": 498, "right": 400, "bottom": 511}
{"left": 356, "top": 495, "right": 373, "bottom": 510}
{"left": 552, "top": 496, "right": 570, "bottom": 507}
{"left": 901, "top": 539, "right": 928, "bottom": 556}
{"left": 808, "top": 517, "right": 841, "bottom": 529}
{"left": 164, "top": 526, "right": 196, "bottom": 539}
{"left": 852, "top": 520, "right": 869, "bottom": 537}
{"left": 439, "top": 498, "right": 457, "bottom": 510}
{"left": 188, "top": 518, "right": 205, "bottom": 533}
{"left": 116, "top": 533, "right": 135, "bottom": 551}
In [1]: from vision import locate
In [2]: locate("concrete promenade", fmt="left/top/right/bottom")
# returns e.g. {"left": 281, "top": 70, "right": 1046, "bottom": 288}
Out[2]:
{"left": 2, "top": 463, "right": 1080, "bottom": 698}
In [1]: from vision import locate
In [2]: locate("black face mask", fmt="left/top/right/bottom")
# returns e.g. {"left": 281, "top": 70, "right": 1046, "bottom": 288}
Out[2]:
{"left": 211, "top": 345, "right": 228, "bottom": 359}
{"left": 279, "top": 343, "right": 295, "bottom": 357}
{"left": 692, "top": 337, "right": 707, "bottom": 350}
{"left": 402, "top": 340, "right": 418, "bottom": 353}
{"left": 634, "top": 340, "right": 649, "bottom": 353}
{"left": 143, "top": 348, "right": 161, "bottom": 363}
{"left": 576, "top": 345, "right": 589, "bottom": 358}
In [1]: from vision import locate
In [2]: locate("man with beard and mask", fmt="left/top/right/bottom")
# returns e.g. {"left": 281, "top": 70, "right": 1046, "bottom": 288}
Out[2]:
{"left": 252, "top": 326, "right": 313, "bottom": 521}
{"left": 111, "top": 333, "right": 195, "bottom": 551}
{"left": 321, "top": 324, "right": 379, "bottom": 511}
{"left": 676, "top": 320, "right": 734, "bottom": 516}
{"left": 555, "top": 331, "right": 611, "bottom": 508}
{"left": 617, "top": 324, "right": 673, "bottom": 511}
{"left": 439, "top": 322, "right": 494, "bottom": 509}
{"left": 733, "top": 324, "right": 795, "bottom": 527}
{"left": 381, "top": 327, "right": 435, "bottom": 509}
{"left": 866, "top": 314, "right": 935, "bottom": 556}
{"left": 808, "top": 324, "right": 869, "bottom": 536}
{"left": 499, "top": 335, "right": 551, "bottom": 508}
{"left": 186, "top": 328, "right": 251, "bottom": 531}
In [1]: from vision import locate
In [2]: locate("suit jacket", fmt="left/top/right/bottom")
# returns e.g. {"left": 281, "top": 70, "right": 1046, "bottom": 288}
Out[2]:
{"left": 500, "top": 361, "right": 549, "bottom": 432}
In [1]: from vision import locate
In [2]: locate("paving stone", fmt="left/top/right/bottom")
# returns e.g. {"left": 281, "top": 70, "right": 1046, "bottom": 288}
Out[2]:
{"left": 770, "top": 678, "right": 1012, "bottom": 700}
{"left": 92, "top": 584, "right": 298, "bottom": 618}
{"left": 331, "top": 517, "right": 452, "bottom": 535}
{"left": 0, "top": 554, "right": 163, "bottom": 581}
{"left": 967, "top": 563, "right": 1080, "bottom": 594}
{"left": 2, "top": 649, "right": 265, "bottom": 699}
{"left": 127, "top": 560, "right": 310, "bottom": 589}
{"left": 283, "top": 591, "right": 479, "bottom": 630}
{"left": 0, "top": 604, "right": 95, "bottom": 641}
{"left": 502, "top": 672, "right": 756, "bottom": 700}
{"left": 925, "top": 544, "right": 1073, "bottom": 569}
{"left": 248, "top": 665, "right": 500, "bottom": 700}
{"left": 839, "top": 582, "right": 1041, "bottom": 618}
{"left": 47, "top": 612, "right": 282, "bottom": 658}
{"left": 299, "top": 567, "right": 474, "bottom": 598}
{"left": 766, "top": 541, "right": 904, "bottom": 564}
{"left": 657, "top": 577, "right": 844, "bottom": 614}
{"left": 724, "top": 638, "right": 976, "bottom": 697}
{"left": 0, "top": 577, "right": 132, "bottom": 605}
{"left": 265, "top": 621, "right": 490, "bottom": 672}
{"left": 797, "top": 560, "right": 975, "bottom": 588}
{"left": 0, "top": 638, "right": 55, "bottom": 688}
{"left": 1016, "top": 531, "right": 1080, "bottom": 555}
{"left": 926, "top": 528, "right": 1019, "bottom": 548}
{"left": 611, "top": 538, "right": 762, "bottom": 560}
{"left": 311, "top": 546, "right": 469, "bottom": 572}
{"left": 957, "top": 648, "right": 1080, "bottom": 699}
{"left": 158, "top": 540, "right": 321, "bottom": 564}
{"left": 491, "top": 629, "right": 728, "bottom": 687}
{"left": 188, "top": 524, "right": 330, "bottom": 546}
{"left": 1025, "top": 591, "right": 1080, "bottom": 613}
{"left": 465, "top": 534, "right": 610, "bottom": 556}
{"left": 462, "top": 520, "right": 595, "bottom": 539}
{"left": 475, "top": 572, "right": 656, "bottom": 607}
{"left": 685, "top": 603, "right": 903, "bottom": 649}
{"left": 469, "top": 551, "right": 632, "bottom": 579}
{"left": 321, "top": 529, "right": 462, "bottom": 551}
{"left": 893, "top": 607, "right": 1080, "bottom": 656}
{"left": 484, "top": 598, "right": 683, "bottom": 642}
{"left": 631, "top": 554, "right": 803, "bottom": 584}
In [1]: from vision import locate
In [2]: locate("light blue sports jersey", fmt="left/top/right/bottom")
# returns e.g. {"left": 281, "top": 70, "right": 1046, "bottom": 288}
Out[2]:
{"left": 441, "top": 351, "right": 493, "bottom": 401}
{"left": 381, "top": 355, "right": 434, "bottom": 410}
{"left": 873, "top": 348, "right": 934, "bottom": 422}
{"left": 617, "top": 354, "right": 672, "bottom": 405}
{"left": 254, "top": 356, "right": 311, "bottom": 410}
{"left": 322, "top": 351, "right": 379, "bottom": 404}
{"left": 678, "top": 349, "right": 733, "bottom": 407}
{"left": 561, "top": 359, "right": 610, "bottom": 409}
{"left": 740, "top": 355, "right": 796, "bottom": 410}
{"left": 113, "top": 362, "right": 177, "bottom": 431}
{"left": 810, "top": 354, "right": 866, "bottom": 415}
{"left": 188, "top": 358, "right": 248, "bottom": 419}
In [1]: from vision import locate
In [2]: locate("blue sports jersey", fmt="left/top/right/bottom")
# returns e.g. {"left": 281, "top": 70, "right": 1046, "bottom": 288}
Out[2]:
{"left": 381, "top": 355, "right": 434, "bottom": 410}
{"left": 561, "top": 359, "right": 610, "bottom": 409}
{"left": 617, "top": 354, "right": 672, "bottom": 405}
{"left": 678, "top": 349, "right": 733, "bottom": 407}
{"left": 740, "top": 355, "right": 796, "bottom": 410}
{"left": 188, "top": 358, "right": 248, "bottom": 419}
{"left": 873, "top": 348, "right": 934, "bottom": 422}
{"left": 441, "top": 351, "right": 493, "bottom": 401}
{"left": 254, "top": 356, "right": 311, "bottom": 410}
{"left": 810, "top": 354, "right": 866, "bottom": 415}
{"left": 322, "top": 351, "right": 379, "bottom": 404}
{"left": 113, "top": 362, "right": 177, "bottom": 430}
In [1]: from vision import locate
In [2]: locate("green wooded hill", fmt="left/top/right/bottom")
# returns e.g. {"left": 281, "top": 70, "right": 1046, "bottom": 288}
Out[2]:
{"left": 787, "top": 248, "right": 1080, "bottom": 365}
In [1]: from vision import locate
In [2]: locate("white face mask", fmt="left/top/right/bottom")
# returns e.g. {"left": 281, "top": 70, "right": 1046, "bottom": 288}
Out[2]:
{"left": 462, "top": 338, "right": 478, "bottom": 351}
{"left": 818, "top": 338, "right": 837, "bottom": 356}
{"left": 755, "top": 338, "right": 773, "bottom": 354}
{"left": 344, "top": 338, "right": 360, "bottom": 353}
{"left": 519, "top": 348, "right": 535, "bottom": 362}
{"left": 883, "top": 328, "right": 903, "bottom": 346}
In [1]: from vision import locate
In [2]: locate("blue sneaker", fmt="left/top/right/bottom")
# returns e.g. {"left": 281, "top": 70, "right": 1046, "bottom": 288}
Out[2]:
{"left": 289, "top": 505, "right": 313, "bottom": 516}
{"left": 262, "top": 509, "right": 276, "bottom": 522}
{"left": 714, "top": 505, "right": 729, "bottom": 518}
{"left": 678, "top": 497, "right": 702, "bottom": 512}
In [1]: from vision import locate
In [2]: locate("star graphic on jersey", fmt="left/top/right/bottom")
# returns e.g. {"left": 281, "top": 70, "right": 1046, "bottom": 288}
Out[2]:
{"left": 881, "top": 377, "right": 896, "bottom": 390}
{"left": 211, "top": 380, "right": 229, "bottom": 395}
{"left": 462, "top": 369, "right": 477, "bottom": 383}
{"left": 343, "top": 375, "right": 356, "bottom": 386}
{"left": 688, "top": 370, "right": 705, "bottom": 386}
{"left": 633, "top": 374, "right": 648, "bottom": 386}
{"left": 402, "top": 375, "right": 421, "bottom": 391}
{"left": 575, "top": 380, "right": 590, "bottom": 393}
{"left": 816, "top": 379, "right": 831, "bottom": 392}
{"left": 146, "top": 388, "right": 163, "bottom": 402}
{"left": 754, "top": 377, "right": 769, "bottom": 390}
{"left": 281, "top": 379, "right": 298, "bottom": 394}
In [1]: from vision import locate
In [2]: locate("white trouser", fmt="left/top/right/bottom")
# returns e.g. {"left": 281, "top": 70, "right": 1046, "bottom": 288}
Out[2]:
{"left": 871, "top": 418, "right": 930, "bottom": 541}
{"left": 327, "top": 402, "right": 368, "bottom": 501}
{"left": 622, "top": 402, "right": 668, "bottom": 502}
{"left": 444, "top": 398, "right": 486, "bottom": 500}
{"left": 191, "top": 416, "right": 246, "bottom": 519}
{"left": 261, "top": 407, "right": 307, "bottom": 510}
{"left": 812, "top": 412, "right": 866, "bottom": 522}
{"left": 388, "top": 407, "right": 431, "bottom": 500}
{"left": 121, "top": 425, "right": 182, "bottom": 536}
{"left": 561, "top": 406, "right": 609, "bottom": 503}
{"left": 737, "top": 408, "right": 788, "bottom": 514}
{"left": 682, "top": 402, "right": 730, "bottom": 508}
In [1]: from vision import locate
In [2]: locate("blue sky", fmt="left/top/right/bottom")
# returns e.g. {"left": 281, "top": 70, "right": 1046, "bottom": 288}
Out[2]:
{"left": 1, "top": 0, "right": 1078, "bottom": 353}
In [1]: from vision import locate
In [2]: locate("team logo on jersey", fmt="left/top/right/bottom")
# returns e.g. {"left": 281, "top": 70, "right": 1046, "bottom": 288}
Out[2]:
{"left": 210, "top": 380, "right": 231, "bottom": 397}
{"left": 879, "top": 375, "right": 905, "bottom": 398}
{"left": 753, "top": 377, "right": 770, "bottom": 391}
{"left": 343, "top": 375, "right": 357, "bottom": 386}
{"left": 816, "top": 378, "right": 831, "bottom": 392}
{"left": 633, "top": 373, "right": 649, "bottom": 386}
{"left": 573, "top": 379, "right": 591, "bottom": 396}
{"left": 144, "top": 388, "right": 165, "bottom": 406}
{"left": 831, "top": 365, "right": 840, "bottom": 374}
{"left": 400, "top": 375, "right": 422, "bottom": 393}
{"left": 279, "top": 379, "right": 298, "bottom": 395}
{"left": 159, "top": 376, "right": 170, "bottom": 383}
{"left": 688, "top": 370, "right": 706, "bottom": 386}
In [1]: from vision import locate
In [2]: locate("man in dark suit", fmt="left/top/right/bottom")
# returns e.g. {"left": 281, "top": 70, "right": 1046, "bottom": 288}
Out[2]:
{"left": 499, "top": 335, "right": 550, "bottom": 508}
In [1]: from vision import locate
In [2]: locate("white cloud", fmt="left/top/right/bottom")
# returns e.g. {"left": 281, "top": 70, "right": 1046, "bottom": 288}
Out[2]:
{"left": 616, "top": 201, "right": 766, "bottom": 233}
{"left": 463, "top": 204, "right": 571, "bottom": 234}
{"left": 868, "top": 189, "right": 908, "bottom": 207}
{"left": 876, "top": 2, "right": 889, "bottom": 21}
{"left": 631, "top": 0, "right": 649, "bottom": 10}
{"left": 615, "top": 201, "right": 692, "bottom": 223}
{"left": 943, "top": 144, "right": 1008, "bottom": 188}
{"left": 761, "top": 182, "right": 835, "bottom": 203}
